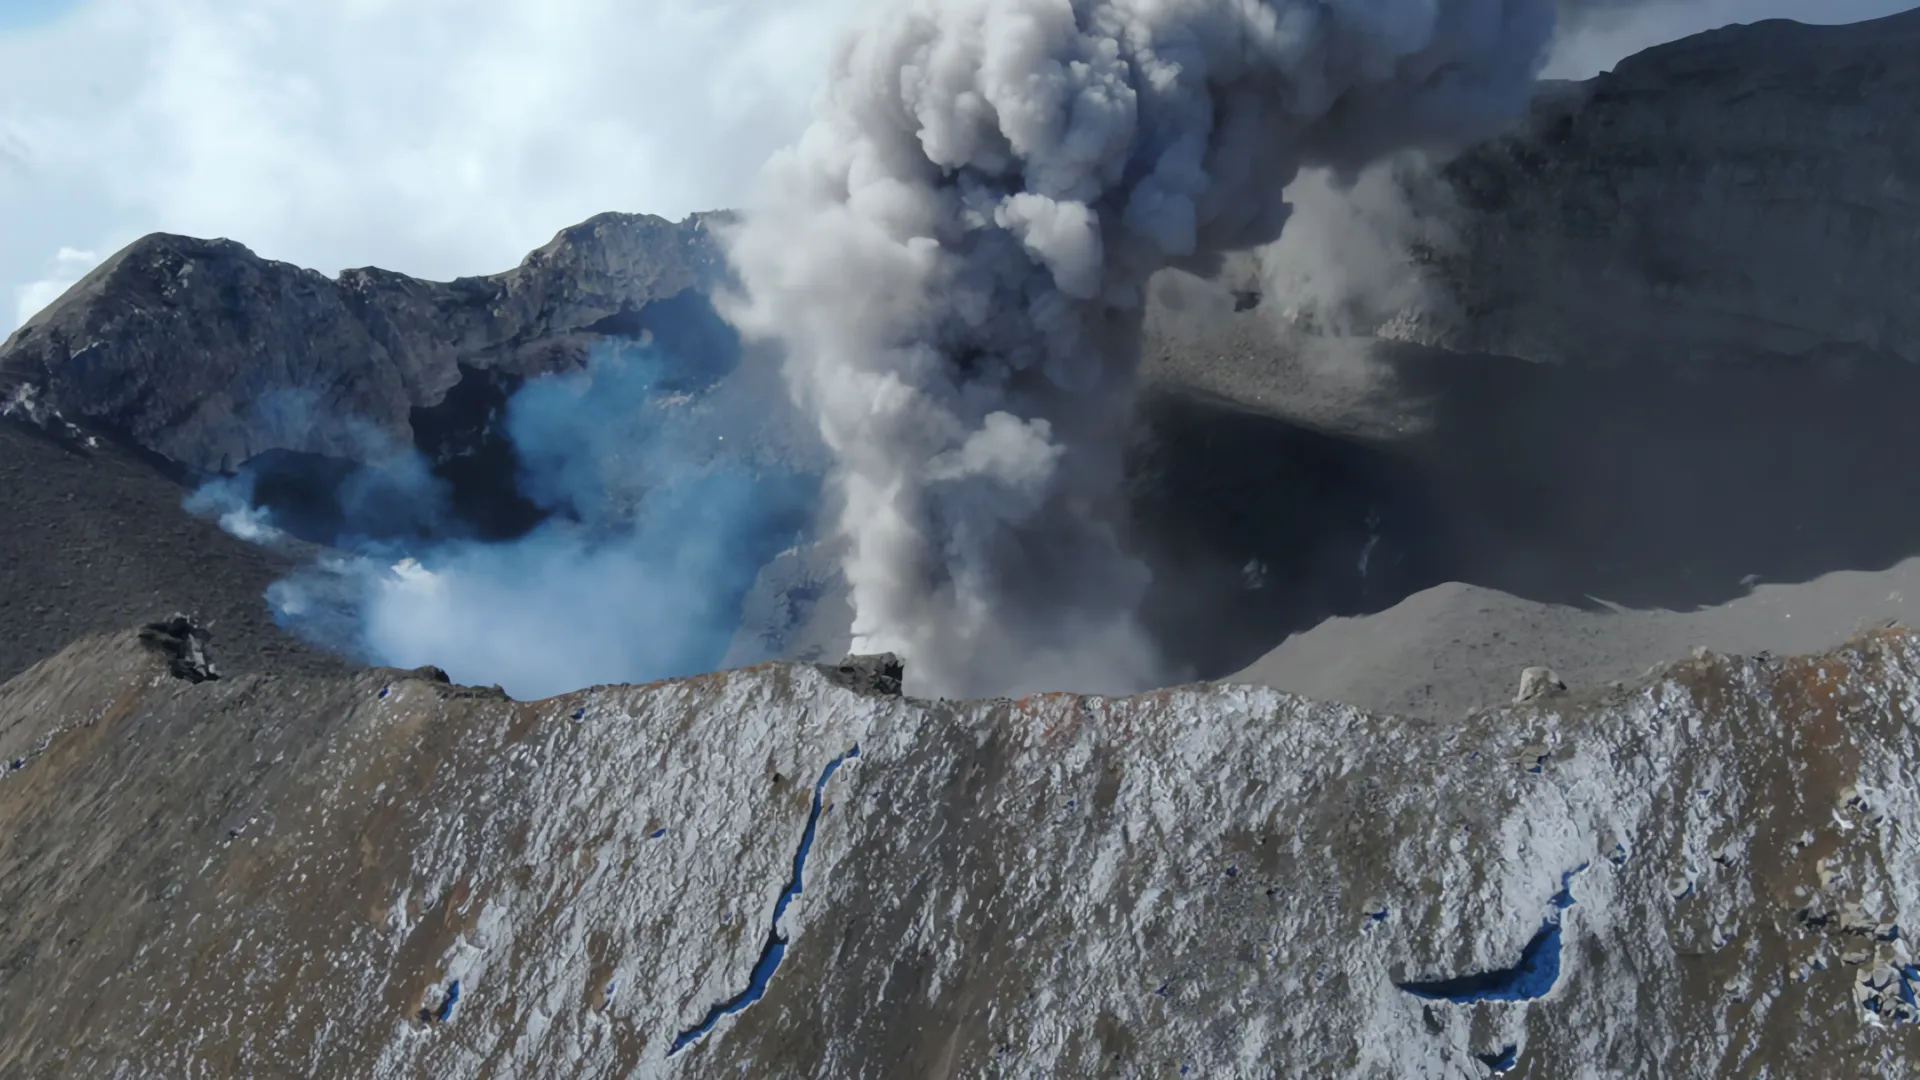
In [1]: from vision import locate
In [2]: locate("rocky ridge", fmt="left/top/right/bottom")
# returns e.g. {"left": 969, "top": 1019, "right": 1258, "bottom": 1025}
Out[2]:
{"left": 0, "top": 211, "right": 728, "bottom": 471}
{"left": 4, "top": 625, "right": 1920, "bottom": 1076}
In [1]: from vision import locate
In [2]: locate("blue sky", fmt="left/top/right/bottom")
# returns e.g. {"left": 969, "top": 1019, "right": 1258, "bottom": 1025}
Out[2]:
{"left": 0, "top": 0, "right": 1914, "bottom": 332}
{"left": 0, "top": 0, "right": 78, "bottom": 32}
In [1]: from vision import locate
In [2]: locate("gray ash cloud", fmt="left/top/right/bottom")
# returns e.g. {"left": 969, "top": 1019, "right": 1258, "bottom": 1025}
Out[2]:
{"left": 724, "top": 0, "right": 1563, "bottom": 698}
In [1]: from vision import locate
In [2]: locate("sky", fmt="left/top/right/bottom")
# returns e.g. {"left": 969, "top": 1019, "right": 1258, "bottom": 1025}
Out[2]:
{"left": 0, "top": 0, "right": 1913, "bottom": 333}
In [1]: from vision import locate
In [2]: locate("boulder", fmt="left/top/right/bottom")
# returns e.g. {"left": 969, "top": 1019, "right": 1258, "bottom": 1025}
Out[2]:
{"left": 137, "top": 613, "right": 219, "bottom": 682}
{"left": 1513, "top": 665, "right": 1567, "bottom": 703}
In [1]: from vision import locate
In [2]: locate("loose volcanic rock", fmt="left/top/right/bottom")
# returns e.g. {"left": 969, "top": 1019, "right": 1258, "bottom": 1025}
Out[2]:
{"left": 1513, "top": 666, "right": 1566, "bottom": 704}
{"left": 5, "top": 628, "right": 1920, "bottom": 1076}
{"left": 824, "top": 652, "right": 905, "bottom": 698}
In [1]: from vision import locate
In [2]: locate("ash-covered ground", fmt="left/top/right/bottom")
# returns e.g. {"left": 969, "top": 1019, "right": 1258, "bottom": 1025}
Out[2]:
{"left": 0, "top": 397, "right": 343, "bottom": 683}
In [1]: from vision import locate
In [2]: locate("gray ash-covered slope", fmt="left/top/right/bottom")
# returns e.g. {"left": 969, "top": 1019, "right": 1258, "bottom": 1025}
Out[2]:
{"left": 1130, "top": 332, "right": 1920, "bottom": 695}
{"left": 1234, "top": 565, "right": 1920, "bottom": 720}
{"left": 1401, "top": 8, "right": 1920, "bottom": 367}
{"left": 0, "top": 211, "right": 728, "bottom": 472}
{"left": 0, "top": 410, "right": 344, "bottom": 683}
{"left": 5, "top": 626, "right": 1920, "bottom": 1076}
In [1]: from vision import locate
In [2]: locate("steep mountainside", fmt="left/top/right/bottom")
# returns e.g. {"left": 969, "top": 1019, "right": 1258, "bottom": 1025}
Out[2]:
{"left": 0, "top": 414, "right": 343, "bottom": 683}
{"left": 4, "top": 628, "right": 1920, "bottom": 1077}
{"left": 0, "top": 212, "right": 727, "bottom": 471}
{"left": 1403, "top": 9, "right": 1920, "bottom": 366}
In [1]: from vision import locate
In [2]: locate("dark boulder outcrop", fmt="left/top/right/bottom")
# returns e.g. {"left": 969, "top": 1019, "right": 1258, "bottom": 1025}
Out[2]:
{"left": 825, "top": 652, "right": 906, "bottom": 697}
{"left": 137, "top": 612, "right": 219, "bottom": 682}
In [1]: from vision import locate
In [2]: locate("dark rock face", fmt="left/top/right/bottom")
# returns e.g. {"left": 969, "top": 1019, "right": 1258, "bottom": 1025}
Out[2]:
{"left": 825, "top": 653, "right": 906, "bottom": 697}
{"left": 0, "top": 212, "right": 730, "bottom": 472}
{"left": 406, "top": 362, "right": 547, "bottom": 540}
{"left": 1408, "top": 10, "right": 1920, "bottom": 366}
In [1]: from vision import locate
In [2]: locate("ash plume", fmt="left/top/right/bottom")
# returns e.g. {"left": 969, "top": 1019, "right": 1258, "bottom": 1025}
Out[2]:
{"left": 724, "top": 0, "right": 1563, "bottom": 699}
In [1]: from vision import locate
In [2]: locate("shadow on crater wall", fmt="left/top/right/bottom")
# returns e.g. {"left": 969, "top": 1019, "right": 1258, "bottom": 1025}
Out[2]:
{"left": 1128, "top": 391, "right": 1452, "bottom": 682}
{"left": 1130, "top": 344, "right": 1920, "bottom": 681}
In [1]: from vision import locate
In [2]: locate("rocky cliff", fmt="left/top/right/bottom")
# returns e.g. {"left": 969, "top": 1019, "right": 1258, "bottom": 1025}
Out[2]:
{"left": 0, "top": 212, "right": 728, "bottom": 471}
{"left": 1401, "top": 9, "right": 1920, "bottom": 367}
{"left": 4, "top": 625, "right": 1920, "bottom": 1077}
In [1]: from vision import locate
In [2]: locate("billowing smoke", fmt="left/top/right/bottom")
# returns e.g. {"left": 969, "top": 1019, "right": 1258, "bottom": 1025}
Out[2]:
{"left": 724, "top": 0, "right": 1562, "bottom": 699}
{"left": 1249, "top": 153, "right": 1463, "bottom": 339}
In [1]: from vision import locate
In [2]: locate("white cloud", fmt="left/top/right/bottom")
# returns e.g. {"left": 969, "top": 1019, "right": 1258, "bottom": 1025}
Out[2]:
{"left": 0, "top": 0, "right": 871, "bottom": 329}
{"left": 0, "top": 0, "right": 1910, "bottom": 333}
{"left": 11, "top": 246, "right": 95, "bottom": 330}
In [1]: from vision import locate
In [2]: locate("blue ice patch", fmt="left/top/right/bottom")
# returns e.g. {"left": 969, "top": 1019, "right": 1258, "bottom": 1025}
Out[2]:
{"left": 668, "top": 746, "right": 861, "bottom": 1055}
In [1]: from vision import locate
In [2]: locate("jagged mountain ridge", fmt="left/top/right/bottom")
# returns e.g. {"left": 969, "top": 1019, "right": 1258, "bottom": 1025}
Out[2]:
{"left": 0, "top": 211, "right": 728, "bottom": 472}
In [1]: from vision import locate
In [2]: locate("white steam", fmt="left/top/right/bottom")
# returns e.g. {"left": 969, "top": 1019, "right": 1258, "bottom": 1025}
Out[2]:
{"left": 726, "top": 0, "right": 1564, "bottom": 699}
